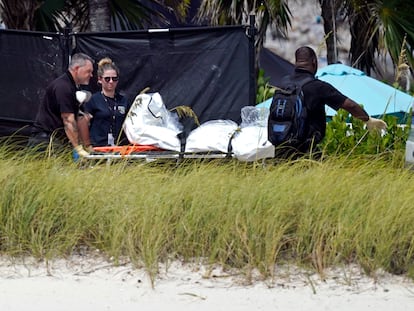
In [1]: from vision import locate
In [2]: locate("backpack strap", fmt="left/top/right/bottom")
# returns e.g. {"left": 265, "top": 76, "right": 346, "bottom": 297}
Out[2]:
{"left": 285, "top": 74, "right": 315, "bottom": 89}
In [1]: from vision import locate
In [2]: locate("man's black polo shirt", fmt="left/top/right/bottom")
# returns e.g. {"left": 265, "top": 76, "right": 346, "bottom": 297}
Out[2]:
{"left": 33, "top": 71, "right": 79, "bottom": 139}
{"left": 293, "top": 68, "right": 347, "bottom": 143}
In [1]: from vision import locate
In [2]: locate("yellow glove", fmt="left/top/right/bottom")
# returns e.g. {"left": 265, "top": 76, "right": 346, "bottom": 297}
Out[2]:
{"left": 366, "top": 117, "right": 387, "bottom": 131}
{"left": 74, "top": 145, "right": 90, "bottom": 157}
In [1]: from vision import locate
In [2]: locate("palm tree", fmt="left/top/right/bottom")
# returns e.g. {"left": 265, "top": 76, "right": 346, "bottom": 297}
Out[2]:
{"left": 0, "top": 0, "right": 190, "bottom": 32}
{"left": 318, "top": 0, "right": 344, "bottom": 64}
{"left": 0, "top": 0, "right": 89, "bottom": 32}
{"left": 196, "top": 0, "right": 292, "bottom": 49}
{"left": 346, "top": 0, "right": 414, "bottom": 76}
{"left": 0, "top": 0, "right": 43, "bottom": 30}
{"left": 319, "top": 0, "right": 414, "bottom": 76}
{"left": 196, "top": 0, "right": 414, "bottom": 78}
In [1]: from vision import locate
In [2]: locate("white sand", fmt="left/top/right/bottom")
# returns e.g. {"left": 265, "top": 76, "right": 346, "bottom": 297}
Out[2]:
{"left": 1, "top": 254, "right": 413, "bottom": 311}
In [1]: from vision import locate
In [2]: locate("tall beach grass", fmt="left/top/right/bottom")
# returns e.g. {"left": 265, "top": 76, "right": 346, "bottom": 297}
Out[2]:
{"left": 1, "top": 144, "right": 414, "bottom": 284}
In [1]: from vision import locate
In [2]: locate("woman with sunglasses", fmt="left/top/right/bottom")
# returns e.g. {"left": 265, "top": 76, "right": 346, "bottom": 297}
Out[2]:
{"left": 78, "top": 57, "right": 130, "bottom": 147}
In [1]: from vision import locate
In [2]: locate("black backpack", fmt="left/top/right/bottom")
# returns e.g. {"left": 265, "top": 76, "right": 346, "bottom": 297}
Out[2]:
{"left": 267, "top": 75, "right": 314, "bottom": 147}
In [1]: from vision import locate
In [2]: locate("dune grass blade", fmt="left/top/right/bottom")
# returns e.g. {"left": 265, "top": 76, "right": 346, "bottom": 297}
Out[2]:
{"left": 1, "top": 146, "right": 414, "bottom": 283}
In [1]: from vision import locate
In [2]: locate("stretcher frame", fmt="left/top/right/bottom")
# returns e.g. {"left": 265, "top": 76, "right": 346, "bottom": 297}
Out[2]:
{"left": 84, "top": 145, "right": 233, "bottom": 162}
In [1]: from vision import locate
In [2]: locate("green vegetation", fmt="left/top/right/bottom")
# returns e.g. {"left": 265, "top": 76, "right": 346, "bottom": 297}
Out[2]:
{"left": 321, "top": 109, "right": 411, "bottom": 157}
{"left": 1, "top": 139, "right": 414, "bottom": 283}
{"left": 256, "top": 68, "right": 276, "bottom": 104}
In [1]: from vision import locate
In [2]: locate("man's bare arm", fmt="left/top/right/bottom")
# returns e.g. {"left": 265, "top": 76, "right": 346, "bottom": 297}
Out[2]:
{"left": 62, "top": 112, "right": 80, "bottom": 148}
{"left": 341, "top": 98, "right": 387, "bottom": 130}
{"left": 341, "top": 98, "right": 370, "bottom": 121}
{"left": 77, "top": 113, "right": 92, "bottom": 147}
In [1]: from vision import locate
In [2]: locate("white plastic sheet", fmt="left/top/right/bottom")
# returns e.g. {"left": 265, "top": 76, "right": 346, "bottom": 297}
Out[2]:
{"left": 123, "top": 93, "right": 275, "bottom": 161}
{"left": 231, "top": 106, "right": 274, "bottom": 161}
{"left": 185, "top": 120, "right": 238, "bottom": 153}
{"left": 123, "top": 92, "right": 182, "bottom": 151}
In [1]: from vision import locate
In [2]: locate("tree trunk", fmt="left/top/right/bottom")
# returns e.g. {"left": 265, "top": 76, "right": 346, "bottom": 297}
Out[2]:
{"left": 319, "top": 0, "right": 337, "bottom": 64}
{"left": 88, "top": 0, "right": 111, "bottom": 32}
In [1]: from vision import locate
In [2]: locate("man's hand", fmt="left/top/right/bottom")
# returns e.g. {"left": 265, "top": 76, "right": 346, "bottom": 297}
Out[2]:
{"left": 74, "top": 145, "right": 90, "bottom": 157}
{"left": 366, "top": 117, "right": 387, "bottom": 131}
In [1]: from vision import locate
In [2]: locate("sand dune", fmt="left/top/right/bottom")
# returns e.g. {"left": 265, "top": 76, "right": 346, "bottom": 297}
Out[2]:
{"left": 1, "top": 254, "right": 413, "bottom": 311}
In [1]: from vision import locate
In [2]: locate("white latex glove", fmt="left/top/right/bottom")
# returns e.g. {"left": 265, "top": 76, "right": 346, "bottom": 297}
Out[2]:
{"left": 74, "top": 145, "right": 90, "bottom": 157}
{"left": 75, "top": 90, "right": 92, "bottom": 104}
{"left": 366, "top": 117, "right": 387, "bottom": 131}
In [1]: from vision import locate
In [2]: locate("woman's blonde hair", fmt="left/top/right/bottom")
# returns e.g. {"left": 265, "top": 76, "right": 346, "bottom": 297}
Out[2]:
{"left": 97, "top": 57, "right": 120, "bottom": 77}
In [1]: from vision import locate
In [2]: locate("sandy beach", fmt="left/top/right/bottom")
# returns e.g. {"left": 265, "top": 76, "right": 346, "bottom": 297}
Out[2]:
{"left": 1, "top": 254, "right": 413, "bottom": 311}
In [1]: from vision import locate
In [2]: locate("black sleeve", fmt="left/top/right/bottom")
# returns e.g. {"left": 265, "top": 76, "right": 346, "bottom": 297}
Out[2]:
{"left": 318, "top": 80, "right": 347, "bottom": 111}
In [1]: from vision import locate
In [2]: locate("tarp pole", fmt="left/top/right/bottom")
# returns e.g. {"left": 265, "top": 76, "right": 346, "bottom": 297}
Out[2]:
{"left": 248, "top": 14, "right": 257, "bottom": 106}
{"left": 62, "top": 25, "right": 72, "bottom": 71}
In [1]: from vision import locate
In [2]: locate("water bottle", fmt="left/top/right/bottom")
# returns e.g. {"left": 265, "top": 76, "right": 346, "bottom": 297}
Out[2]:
{"left": 405, "top": 110, "right": 414, "bottom": 166}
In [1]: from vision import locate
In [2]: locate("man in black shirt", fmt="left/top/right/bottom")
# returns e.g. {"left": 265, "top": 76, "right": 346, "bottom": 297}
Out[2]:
{"left": 279, "top": 46, "right": 387, "bottom": 153}
{"left": 29, "top": 53, "right": 94, "bottom": 157}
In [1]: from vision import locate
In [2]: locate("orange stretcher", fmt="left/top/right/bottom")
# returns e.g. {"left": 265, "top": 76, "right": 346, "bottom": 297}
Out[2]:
{"left": 92, "top": 145, "right": 163, "bottom": 156}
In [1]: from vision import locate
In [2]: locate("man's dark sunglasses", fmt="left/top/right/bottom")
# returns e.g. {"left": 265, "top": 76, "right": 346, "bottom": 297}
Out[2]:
{"left": 103, "top": 76, "right": 119, "bottom": 82}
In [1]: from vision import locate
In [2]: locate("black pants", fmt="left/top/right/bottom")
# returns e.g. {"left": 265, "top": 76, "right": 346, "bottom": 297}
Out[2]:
{"left": 27, "top": 132, "right": 67, "bottom": 154}
{"left": 273, "top": 136, "right": 322, "bottom": 160}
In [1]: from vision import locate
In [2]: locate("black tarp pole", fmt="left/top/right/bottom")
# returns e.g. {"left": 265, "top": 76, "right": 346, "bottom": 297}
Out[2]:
{"left": 62, "top": 25, "right": 72, "bottom": 71}
{"left": 248, "top": 14, "right": 256, "bottom": 106}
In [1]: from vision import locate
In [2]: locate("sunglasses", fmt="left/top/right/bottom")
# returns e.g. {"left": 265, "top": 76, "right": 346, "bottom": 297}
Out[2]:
{"left": 102, "top": 76, "right": 119, "bottom": 82}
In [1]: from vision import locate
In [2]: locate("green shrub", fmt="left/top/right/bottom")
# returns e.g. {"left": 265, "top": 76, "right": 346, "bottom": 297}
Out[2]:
{"left": 256, "top": 68, "right": 276, "bottom": 103}
{"left": 321, "top": 108, "right": 411, "bottom": 158}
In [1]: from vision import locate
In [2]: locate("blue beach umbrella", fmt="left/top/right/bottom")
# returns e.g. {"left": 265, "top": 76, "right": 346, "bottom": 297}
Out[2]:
{"left": 315, "top": 64, "right": 413, "bottom": 119}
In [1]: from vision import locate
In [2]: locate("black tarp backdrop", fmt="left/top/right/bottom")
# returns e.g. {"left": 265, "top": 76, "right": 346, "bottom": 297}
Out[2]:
{"left": 0, "top": 26, "right": 254, "bottom": 141}
{"left": 258, "top": 48, "right": 294, "bottom": 87}
{"left": 0, "top": 29, "right": 68, "bottom": 138}
{"left": 75, "top": 26, "right": 253, "bottom": 124}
